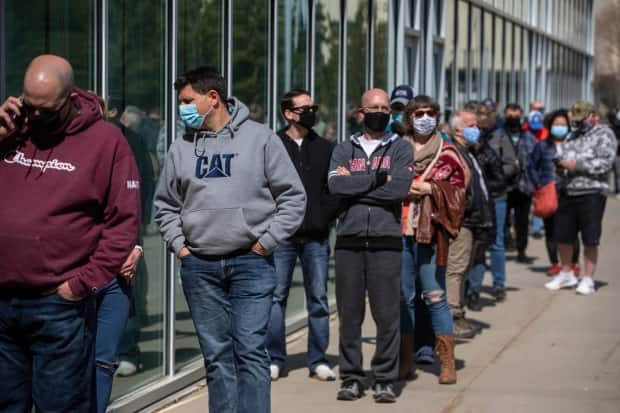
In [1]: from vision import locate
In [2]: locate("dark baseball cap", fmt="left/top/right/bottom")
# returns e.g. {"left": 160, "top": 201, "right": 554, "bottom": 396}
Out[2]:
{"left": 390, "top": 85, "right": 415, "bottom": 106}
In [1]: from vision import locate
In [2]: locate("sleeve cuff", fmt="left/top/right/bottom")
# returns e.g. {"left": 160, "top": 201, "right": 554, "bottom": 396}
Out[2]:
{"left": 170, "top": 236, "right": 186, "bottom": 255}
{"left": 258, "top": 232, "right": 278, "bottom": 252}
{"left": 67, "top": 277, "right": 89, "bottom": 297}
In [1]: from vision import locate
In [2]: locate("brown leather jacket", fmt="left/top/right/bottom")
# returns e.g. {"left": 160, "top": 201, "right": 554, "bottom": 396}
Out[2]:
{"left": 416, "top": 181, "right": 465, "bottom": 265}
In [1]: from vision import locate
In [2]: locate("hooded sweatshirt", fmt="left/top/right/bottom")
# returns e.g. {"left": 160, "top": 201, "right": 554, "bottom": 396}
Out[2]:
{"left": 328, "top": 132, "right": 413, "bottom": 250}
{"left": 0, "top": 89, "right": 141, "bottom": 297}
{"left": 154, "top": 98, "right": 306, "bottom": 256}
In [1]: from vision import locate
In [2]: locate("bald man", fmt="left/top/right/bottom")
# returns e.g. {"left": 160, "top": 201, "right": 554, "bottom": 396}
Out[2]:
{"left": 0, "top": 55, "right": 141, "bottom": 411}
{"left": 328, "top": 89, "right": 413, "bottom": 403}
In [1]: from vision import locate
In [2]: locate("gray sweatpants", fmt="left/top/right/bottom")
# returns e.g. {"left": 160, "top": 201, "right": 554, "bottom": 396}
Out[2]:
{"left": 335, "top": 248, "right": 401, "bottom": 385}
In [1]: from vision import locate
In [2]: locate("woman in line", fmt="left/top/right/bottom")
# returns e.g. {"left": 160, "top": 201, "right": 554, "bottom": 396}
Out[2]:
{"left": 399, "top": 95, "right": 466, "bottom": 384}
{"left": 528, "top": 109, "right": 580, "bottom": 278}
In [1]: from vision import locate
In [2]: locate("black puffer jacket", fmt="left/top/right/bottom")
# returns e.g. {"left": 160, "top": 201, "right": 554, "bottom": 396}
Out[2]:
{"left": 474, "top": 134, "right": 507, "bottom": 200}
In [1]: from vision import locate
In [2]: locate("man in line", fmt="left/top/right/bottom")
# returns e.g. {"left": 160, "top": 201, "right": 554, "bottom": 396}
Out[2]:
{"left": 387, "top": 84, "right": 415, "bottom": 136}
{"left": 329, "top": 88, "right": 413, "bottom": 403}
{"left": 483, "top": 104, "right": 520, "bottom": 300}
{"left": 545, "top": 101, "right": 617, "bottom": 295}
{"left": 446, "top": 109, "right": 494, "bottom": 338}
{"left": 496, "top": 104, "right": 536, "bottom": 264}
{"left": 267, "top": 89, "right": 340, "bottom": 381}
{"left": 154, "top": 66, "right": 306, "bottom": 413}
{"left": 0, "top": 54, "right": 141, "bottom": 411}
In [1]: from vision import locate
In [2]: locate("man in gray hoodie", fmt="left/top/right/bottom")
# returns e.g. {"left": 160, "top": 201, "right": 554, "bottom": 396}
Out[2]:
{"left": 154, "top": 66, "right": 306, "bottom": 413}
{"left": 329, "top": 88, "right": 413, "bottom": 403}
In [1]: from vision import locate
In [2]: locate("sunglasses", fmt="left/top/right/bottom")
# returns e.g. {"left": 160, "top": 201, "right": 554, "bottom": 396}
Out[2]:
{"left": 21, "top": 96, "right": 69, "bottom": 119}
{"left": 412, "top": 109, "right": 437, "bottom": 118}
{"left": 290, "top": 105, "right": 318, "bottom": 113}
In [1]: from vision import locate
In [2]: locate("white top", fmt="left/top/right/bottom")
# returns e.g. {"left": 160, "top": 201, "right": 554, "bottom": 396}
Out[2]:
{"left": 359, "top": 136, "right": 382, "bottom": 158}
{"left": 293, "top": 137, "right": 303, "bottom": 147}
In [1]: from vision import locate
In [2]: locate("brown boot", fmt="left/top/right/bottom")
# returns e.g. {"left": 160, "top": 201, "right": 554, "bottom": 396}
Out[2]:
{"left": 435, "top": 335, "right": 456, "bottom": 384}
{"left": 399, "top": 332, "right": 414, "bottom": 380}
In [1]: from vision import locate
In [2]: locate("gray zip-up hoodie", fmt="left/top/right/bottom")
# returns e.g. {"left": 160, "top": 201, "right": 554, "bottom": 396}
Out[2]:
{"left": 328, "top": 133, "right": 413, "bottom": 247}
{"left": 154, "top": 98, "right": 306, "bottom": 255}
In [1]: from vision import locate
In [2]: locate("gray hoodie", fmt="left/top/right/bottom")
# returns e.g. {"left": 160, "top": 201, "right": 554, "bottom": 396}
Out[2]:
{"left": 154, "top": 98, "right": 306, "bottom": 256}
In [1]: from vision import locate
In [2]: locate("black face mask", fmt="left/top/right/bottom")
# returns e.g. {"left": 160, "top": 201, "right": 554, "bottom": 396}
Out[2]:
{"left": 27, "top": 97, "right": 73, "bottom": 138}
{"left": 363, "top": 112, "right": 390, "bottom": 132}
{"left": 504, "top": 116, "right": 521, "bottom": 132}
{"left": 297, "top": 109, "right": 317, "bottom": 130}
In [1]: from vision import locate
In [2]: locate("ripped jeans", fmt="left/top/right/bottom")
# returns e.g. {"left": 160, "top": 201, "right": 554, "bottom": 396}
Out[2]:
{"left": 400, "top": 237, "right": 453, "bottom": 336}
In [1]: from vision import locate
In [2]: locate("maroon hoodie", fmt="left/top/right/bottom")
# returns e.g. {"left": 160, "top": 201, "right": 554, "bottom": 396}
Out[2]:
{"left": 0, "top": 89, "right": 141, "bottom": 297}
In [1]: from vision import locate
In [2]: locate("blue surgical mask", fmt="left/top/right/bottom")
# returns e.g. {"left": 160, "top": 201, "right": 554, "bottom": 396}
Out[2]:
{"left": 391, "top": 111, "right": 403, "bottom": 124}
{"left": 462, "top": 127, "right": 481, "bottom": 144}
{"left": 179, "top": 103, "right": 206, "bottom": 129}
{"left": 550, "top": 125, "right": 568, "bottom": 139}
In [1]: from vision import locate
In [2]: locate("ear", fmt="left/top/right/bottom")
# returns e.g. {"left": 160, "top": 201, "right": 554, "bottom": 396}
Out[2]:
{"left": 283, "top": 109, "right": 295, "bottom": 123}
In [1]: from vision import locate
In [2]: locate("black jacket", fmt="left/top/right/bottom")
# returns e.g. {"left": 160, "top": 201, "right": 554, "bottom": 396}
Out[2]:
{"left": 278, "top": 128, "right": 340, "bottom": 240}
{"left": 475, "top": 134, "right": 507, "bottom": 200}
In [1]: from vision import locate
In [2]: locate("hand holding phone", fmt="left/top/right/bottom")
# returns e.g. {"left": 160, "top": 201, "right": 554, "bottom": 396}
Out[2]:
{"left": 0, "top": 96, "right": 25, "bottom": 140}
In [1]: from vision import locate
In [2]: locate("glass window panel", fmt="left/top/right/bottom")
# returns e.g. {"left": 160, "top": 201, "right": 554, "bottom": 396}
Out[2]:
{"left": 276, "top": 0, "right": 309, "bottom": 129}
{"left": 484, "top": 11, "right": 493, "bottom": 100}
{"left": 232, "top": 0, "right": 269, "bottom": 123}
{"left": 346, "top": 0, "right": 368, "bottom": 138}
{"left": 443, "top": 0, "right": 455, "bottom": 116}
{"left": 504, "top": 21, "right": 513, "bottom": 103}
{"left": 314, "top": 0, "right": 339, "bottom": 142}
{"left": 470, "top": 7, "right": 481, "bottom": 101}
{"left": 435, "top": 0, "right": 444, "bottom": 36}
{"left": 3, "top": 0, "right": 95, "bottom": 97}
{"left": 513, "top": 26, "right": 521, "bottom": 106}
{"left": 107, "top": 0, "right": 166, "bottom": 399}
{"left": 494, "top": 16, "right": 503, "bottom": 104}
{"left": 174, "top": 0, "right": 223, "bottom": 369}
{"left": 456, "top": 1, "right": 468, "bottom": 108}
{"left": 373, "top": 0, "right": 389, "bottom": 90}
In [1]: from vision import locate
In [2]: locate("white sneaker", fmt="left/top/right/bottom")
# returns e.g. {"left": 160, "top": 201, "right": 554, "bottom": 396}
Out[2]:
{"left": 311, "top": 364, "right": 336, "bottom": 381}
{"left": 545, "top": 271, "right": 578, "bottom": 290}
{"left": 270, "top": 364, "right": 280, "bottom": 381}
{"left": 116, "top": 360, "right": 138, "bottom": 377}
{"left": 576, "top": 276, "right": 595, "bottom": 295}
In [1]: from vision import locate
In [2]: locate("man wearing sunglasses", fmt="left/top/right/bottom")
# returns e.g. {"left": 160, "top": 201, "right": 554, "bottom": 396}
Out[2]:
{"left": 0, "top": 54, "right": 141, "bottom": 411}
{"left": 267, "top": 89, "right": 340, "bottom": 382}
{"left": 329, "top": 89, "right": 413, "bottom": 403}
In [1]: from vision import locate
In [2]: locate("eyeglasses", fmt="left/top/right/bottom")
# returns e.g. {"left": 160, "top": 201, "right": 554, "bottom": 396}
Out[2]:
{"left": 290, "top": 105, "right": 318, "bottom": 113}
{"left": 360, "top": 105, "right": 390, "bottom": 114}
{"left": 412, "top": 109, "right": 437, "bottom": 118}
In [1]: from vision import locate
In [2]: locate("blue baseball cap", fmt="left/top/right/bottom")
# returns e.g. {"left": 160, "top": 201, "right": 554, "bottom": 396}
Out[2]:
{"left": 390, "top": 85, "right": 415, "bottom": 106}
{"left": 528, "top": 111, "right": 544, "bottom": 131}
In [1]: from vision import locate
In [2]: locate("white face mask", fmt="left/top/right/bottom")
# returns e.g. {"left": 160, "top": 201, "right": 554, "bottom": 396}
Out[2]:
{"left": 412, "top": 114, "right": 437, "bottom": 136}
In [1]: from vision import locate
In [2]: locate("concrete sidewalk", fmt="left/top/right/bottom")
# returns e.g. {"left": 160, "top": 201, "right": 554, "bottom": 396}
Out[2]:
{"left": 156, "top": 198, "right": 620, "bottom": 413}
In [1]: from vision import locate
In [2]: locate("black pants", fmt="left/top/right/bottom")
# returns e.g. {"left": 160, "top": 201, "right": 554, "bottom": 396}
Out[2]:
{"left": 505, "top": 190, "right": 532, "bottom": 254}
{"left": 335, "top": 248, "right": 401, "bottom": 385}
{"left": 543, "top": 215, "right": 579, "bottom": 264}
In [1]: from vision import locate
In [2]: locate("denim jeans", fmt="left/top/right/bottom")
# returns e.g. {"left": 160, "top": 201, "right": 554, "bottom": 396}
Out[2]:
{"left": 180, "top": 252, "right": 276, "bottom": 413}
{"left": 0, "top": 293, "right": 96, "bottom": 412}
{"left": 489, "top": 199, "right": 507, "bottom": 290}
{"left": 400, "top": 237, "right": 453, "bottom": 336}
{"left": 95, "top": 277, "right": 133, "bottom": 413}
{"left": 267, "top": 239, "right": 330, "bottom": 372}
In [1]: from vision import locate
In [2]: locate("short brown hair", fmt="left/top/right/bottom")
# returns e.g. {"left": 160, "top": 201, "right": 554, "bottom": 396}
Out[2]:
{"left": 402, "top": 95, "right": 441, "bottom": 134}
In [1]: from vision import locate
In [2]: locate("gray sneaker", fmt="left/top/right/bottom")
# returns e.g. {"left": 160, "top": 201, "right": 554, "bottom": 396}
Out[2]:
{"left": 337, "top": 380, "right": 363, "bottom": 401}
{"left": 373, "top": 382, "right": 396, "bottom": 403}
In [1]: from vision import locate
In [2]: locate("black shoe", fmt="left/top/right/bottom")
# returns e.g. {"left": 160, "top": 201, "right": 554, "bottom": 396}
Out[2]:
{"left": 532, "top": 232, "right": 543, "bottom": 239}
{"left": 337, "top": 380, "right": 363, "bottom": 401}
{"left": 466, "top": 292, "right": 482, "bottom": 312}
{"left": 493, "top": 288, "right": 506, "bottom": 302}
{"left": 516, "top": 251, "right": 531, "bottom": 263}
{"left": 373, "top": 382, "right": 396, "bottom": 403}
{"left": 453, "top": 317, "right": 478, "bottom": 339}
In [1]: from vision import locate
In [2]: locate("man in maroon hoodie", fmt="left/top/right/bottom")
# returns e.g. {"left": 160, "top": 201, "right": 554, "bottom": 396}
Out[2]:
{"left": 0, "top": 55, "right": 141, "bottom": 412}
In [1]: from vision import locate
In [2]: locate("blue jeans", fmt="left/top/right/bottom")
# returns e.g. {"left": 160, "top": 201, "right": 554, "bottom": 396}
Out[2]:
{"left": 400, "top": 237, "right": 453, "bottom": 336}
{"left": 267, "top": 239, "right": 330, "bottom": 371}
{"left": 489, "top": 199, "right": 507, "bottom": 290}
{"left": 532, "top": 216, "right": 543, "bottom": 234}
{"left": 467, "top": 263, "right": 485, "bottom": 294}
{"left": 95, "top": 277, "right": 133, "bottom": 413}
{"left": 0, "top": 293, "right": 96, "bottom": 412}
{"left": 180, "top": 252, "right": 276, "bottom": 413}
